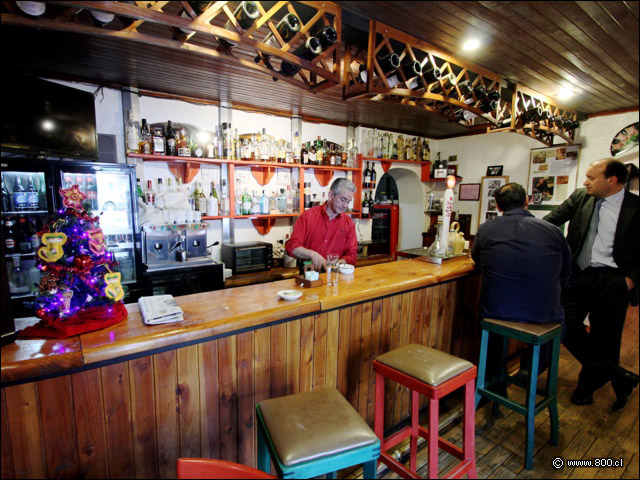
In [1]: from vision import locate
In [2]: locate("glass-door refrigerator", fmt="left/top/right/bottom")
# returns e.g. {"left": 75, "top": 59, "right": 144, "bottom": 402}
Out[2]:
{"left": 1, "top": 158, "right": 143, "bottom": 319}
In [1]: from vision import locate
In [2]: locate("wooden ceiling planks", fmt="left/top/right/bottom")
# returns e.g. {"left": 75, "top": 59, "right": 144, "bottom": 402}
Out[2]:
{"left": 1, "top": 1, "right": 637, "bottom": 140}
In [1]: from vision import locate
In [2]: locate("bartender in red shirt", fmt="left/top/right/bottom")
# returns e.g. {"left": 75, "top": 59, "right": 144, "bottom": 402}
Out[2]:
{"left": 285, "top": 177, "right": 358, "bottom": 271}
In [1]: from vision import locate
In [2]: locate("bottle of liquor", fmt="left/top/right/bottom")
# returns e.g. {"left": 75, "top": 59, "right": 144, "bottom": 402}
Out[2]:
{"left": 242, "top": 188, "right": 252, "bottom": 215}
{"left": 12, "top": 175, "right": 27, "bottom": 211}
{"left": 478, "top": 99, "right": 498, "bottom": 113}
{"left": 255, "top": 13, "right": 301, "bottom": 63}
{"left": 234, "top": 128, "right": 241, "bottom": 161}
{"left": 193, "top": 182, "right": 201, "bottom": 211}
{"left": 205, "top": 184, "right": 219, "bottom": 216}
{"left": 152, "top": 125, "right": 166, "bottom": 155}
{"left": 316, "top": 137, "right": 324, "bottom": 165}
{"left": 4, "top": 220, "right": 16, "bottom": 255}
{"left": 364, "top": 162, "right": 372, "bottom": 189}
{"left": 368, "top": 190, "right": 375, "bottom": 212}
{"left": 399, "top": 57, "right": 422, "bottom": 84}
{"left": 2, "top": 175, "right": 11, "bottom": 212}
{"left": 126, "top": 110, "right": 139, "bottom": 154}
{"left": 136, "top": 178, "right": 144, "bottom": 202}
{"left": 187, "top": 1, "right": 213, "bottom": 14}
{"left": 304, "top": 182, "right": 311, "bottom": 209}
{"left": 248, "top": 190, "right": 258, "bottom": 214}
{"left": 254, "top": 13, "right": 300, "bottom": 63}
{"left": 423, "top": 139, "right": 431, "bottom": 162}
{"left": 361, "top": 192, "right": 370, "bottom": 219}
{"left": 221, "top": 179, "right": 230, "bottom": 215}
{"left": 280, "top": 37, "right": 323, "bottom": 77}
{"left": 377, "top": 52, "right": 400, "bottom": 75}
{"left": 177, "top": 128, "right": 191, "bottom": 157}
{"left": 457, "top": 80, "right": 473, "bottom": 99}
{"left": 259, "top": 190, "right": 269, "bottom": 214}
{"left": 75, "top": 174, "right": 86, "bottom": 194}
{"left": 157, "top": 178, "right": 164, "bottom": 194}
{"left": 422, "top": 66, "right": 442, "bottom": 84}
{"left": 166, "top": 120, "right": 177, "bottom": 156}
{"left": 144, "top": 180, "right": 156, "bottom": 206}
{"left": 293, "top": 183, "right": 300, "bottom": 213}
{"left": 18, "top": 217, "right": 32, "bottom": 254}
{"left": 315, "top": 25, "right": 337, "bottom": 50}
{"left": 86, "top": 176, "right": 98, "bottom": 211}
{"left": 90, "top": 9, "right": 115, "bottom": 26}
{"left": 198, "top": 182, "right": 207, "bottom": 214}
{"left": 370, "top": 163, "right": 377, "bottom": 189}
{"left": 218, "top": 1, "right": 260, "bottom": 48}
{"left": 522, "top": 106, "right": 542, "bottom": 123}
{"left": 396, "top": 135, "right": 404, "bottom": 160}
{"left": 473, "top": 84, "right": 488, "bottom": 99}
{"left": 26, "top": 175, "right": 39, "bottom": 211}
{"left": 308, "top": 141, "right": 316, "bottom": 165}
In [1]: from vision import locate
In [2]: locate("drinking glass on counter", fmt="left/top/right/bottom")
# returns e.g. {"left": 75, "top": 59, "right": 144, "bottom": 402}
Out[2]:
{"left": 326, "top": 254, "right": 339, "bottom": 286}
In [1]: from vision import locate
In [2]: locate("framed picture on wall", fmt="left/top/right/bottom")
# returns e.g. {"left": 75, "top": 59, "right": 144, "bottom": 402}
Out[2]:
{"left": 478, "top": 175, "right": 509, "bottom": 229}
{"left": 458, "top": 183, "right": 480, "bottom": 201}
{"left": 486, "top": 165, "right": 503, "bottom": 176}
{"left": 527, "top": 144, "right": 581, "bottom": 209}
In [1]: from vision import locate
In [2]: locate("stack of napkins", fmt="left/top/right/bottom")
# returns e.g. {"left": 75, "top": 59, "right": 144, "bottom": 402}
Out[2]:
{"left": 138, "top": 295, "right": 184, "bottom": 325}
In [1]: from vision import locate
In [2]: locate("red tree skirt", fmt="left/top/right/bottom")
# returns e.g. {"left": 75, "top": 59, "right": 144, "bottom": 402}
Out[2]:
{"left": 19, "top": 302, "right": 128, "bottom": 339}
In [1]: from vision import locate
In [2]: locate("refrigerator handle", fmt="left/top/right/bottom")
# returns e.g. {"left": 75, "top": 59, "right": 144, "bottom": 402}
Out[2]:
{"left": 50, "top": 184, "right": 58, "bottom": 212}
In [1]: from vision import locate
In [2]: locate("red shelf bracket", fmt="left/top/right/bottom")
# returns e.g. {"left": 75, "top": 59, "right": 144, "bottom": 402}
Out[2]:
{"left": 251, "top": 218, "right": 277, "bottom": 235}
{"left": 314, "top": 169, "right": 334, "bottom": 187}
{"left": 251, "top": 166, "right": 277, "bottom": 186}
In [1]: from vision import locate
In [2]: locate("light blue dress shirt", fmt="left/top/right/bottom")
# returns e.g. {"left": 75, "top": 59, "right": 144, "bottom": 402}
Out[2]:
{"left": 590, "top": 188, "right": 625, "bottom": 268}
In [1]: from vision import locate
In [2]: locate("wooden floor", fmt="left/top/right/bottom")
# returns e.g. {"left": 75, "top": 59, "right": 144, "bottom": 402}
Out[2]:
{"left": 372, "top": 304, "right": 639, "bottom": 479}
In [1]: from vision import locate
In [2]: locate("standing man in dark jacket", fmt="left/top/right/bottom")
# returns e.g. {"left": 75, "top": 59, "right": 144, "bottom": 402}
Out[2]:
{"left": 544, "top": 159, "right": 639, "bottom": 411}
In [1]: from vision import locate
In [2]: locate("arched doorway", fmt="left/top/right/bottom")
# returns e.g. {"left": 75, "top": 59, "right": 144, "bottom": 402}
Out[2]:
{"left": 375, "top": 168, "right": 424, "bottom": 250}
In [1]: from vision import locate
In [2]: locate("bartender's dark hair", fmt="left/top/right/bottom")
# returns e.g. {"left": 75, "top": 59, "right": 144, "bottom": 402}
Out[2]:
{"left": 604, "top": 159, "right": 628, "bottom": 184}
{"left": 495, "top": 183, "right": 527, "bottom": 212}
{"left": 330, "top": 177, "right": 356, "bottom": 194}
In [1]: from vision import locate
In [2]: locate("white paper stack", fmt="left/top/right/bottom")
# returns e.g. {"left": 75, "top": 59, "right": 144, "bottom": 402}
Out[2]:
{"left": 138, "top": 295, "right": 184, "bottom": 325}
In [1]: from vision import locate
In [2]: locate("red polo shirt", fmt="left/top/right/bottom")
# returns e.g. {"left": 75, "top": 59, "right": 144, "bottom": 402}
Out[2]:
{"left": 285, "top": 204, "right": 358, "bottom": 265}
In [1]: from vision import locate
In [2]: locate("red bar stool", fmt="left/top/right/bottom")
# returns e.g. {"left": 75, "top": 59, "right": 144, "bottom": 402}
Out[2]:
{"left": 374, "top": 344, "right": 478, "bottom": 479}
{"left": 177, "top": 458, "right": 277, "bottom": 479}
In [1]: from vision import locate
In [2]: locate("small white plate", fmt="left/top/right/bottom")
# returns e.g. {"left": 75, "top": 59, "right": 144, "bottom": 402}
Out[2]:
{"left": 339, "top": 264, "right": 355, "bottom": 275}
{"left": 277, "top": 289, "right": 303, "bottom": 301}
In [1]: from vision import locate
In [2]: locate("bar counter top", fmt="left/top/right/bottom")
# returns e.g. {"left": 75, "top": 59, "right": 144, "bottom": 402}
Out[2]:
{"left": 1, "top": 256, "right": 475, "bottom": 384}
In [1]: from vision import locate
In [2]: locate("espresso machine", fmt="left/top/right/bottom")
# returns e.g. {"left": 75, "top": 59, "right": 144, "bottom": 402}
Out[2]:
{"left": 141, "top": 223, "right": 224, "bottom": 296}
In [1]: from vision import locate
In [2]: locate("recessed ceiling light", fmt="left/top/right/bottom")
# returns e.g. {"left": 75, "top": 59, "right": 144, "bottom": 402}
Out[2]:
{"left": 462, "top": 39, "right": 481, "bottom": 51}
{"left": 557, "top": 87, "right": 574, "bottom": 100}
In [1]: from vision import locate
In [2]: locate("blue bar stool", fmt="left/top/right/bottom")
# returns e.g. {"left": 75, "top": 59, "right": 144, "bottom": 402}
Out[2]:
{"left": 256, "top": 388, "right": 381, "bottom": 479}
{"left": 475, "top": 318, "right": 562, "bottom": 470}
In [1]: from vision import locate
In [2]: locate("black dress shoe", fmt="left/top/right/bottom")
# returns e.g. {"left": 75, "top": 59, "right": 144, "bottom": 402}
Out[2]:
{"left": 570, "top": 386, "right": 594, "bottom": 406}
{"left": 612, "top": 368, "right": 639, "bottom": 411}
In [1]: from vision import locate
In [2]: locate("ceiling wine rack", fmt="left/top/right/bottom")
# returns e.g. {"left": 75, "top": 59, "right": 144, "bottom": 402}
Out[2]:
{"left": 343, "top": 20, "right": 506, "bottom": 132}
{"left": 490, "top": 84, "right": 579, "bottom": 147}
{"left": 2, "top": 1, "right": 342, "bottom": 94}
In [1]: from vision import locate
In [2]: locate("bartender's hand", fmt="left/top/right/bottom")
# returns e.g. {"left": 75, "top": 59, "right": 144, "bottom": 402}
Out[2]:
{"left": 309, "top": 251, "right": 327, "bottom": 271}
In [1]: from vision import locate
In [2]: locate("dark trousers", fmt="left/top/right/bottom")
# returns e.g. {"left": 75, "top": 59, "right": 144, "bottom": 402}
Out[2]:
{"left": 561, "top": 267, "right": 630, "bottom": 393}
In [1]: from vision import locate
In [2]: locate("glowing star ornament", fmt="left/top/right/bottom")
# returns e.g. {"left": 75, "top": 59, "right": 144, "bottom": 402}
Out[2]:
{"left": 37, "top": 232, "right": 68, "bottom": 262}
{"left": 104, "top": 272, "right": 124, "bottom": 301}
{"left": 59, "top": 184, "right": 87, "bottom": 210}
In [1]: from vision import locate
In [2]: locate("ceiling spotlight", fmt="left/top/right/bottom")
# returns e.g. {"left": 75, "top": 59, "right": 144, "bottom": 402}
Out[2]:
{"left": 462, "top": 39, "right": 481, "bottom": 51}
{"left": 557, "top": 87, "right": 574, "bottom": 100}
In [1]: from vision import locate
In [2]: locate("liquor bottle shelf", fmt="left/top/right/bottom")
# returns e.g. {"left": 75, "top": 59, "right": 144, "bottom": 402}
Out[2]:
{"left": 362, "top": 157, "right": 430, "bottom": 173}
{"left": 128, "top": 153, "right": 360, "bottom": 171}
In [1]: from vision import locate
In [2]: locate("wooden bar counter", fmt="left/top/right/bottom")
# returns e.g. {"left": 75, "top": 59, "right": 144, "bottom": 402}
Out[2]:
{"left": 1, "top": 258, "right": 481, "bottom": 479}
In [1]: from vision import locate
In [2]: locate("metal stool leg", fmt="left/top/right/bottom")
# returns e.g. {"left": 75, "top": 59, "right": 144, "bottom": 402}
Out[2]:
{"left": 548, "top": 335, "right": 561, "bottom": 446}
{"left": 524, "top": 344, "right": 540, "bottom": 470}
{"left": 476, "top": 329, "right": 490, "bottom": 409}
{"left": 428, "top": 397, "right": 439, "bottom": 478}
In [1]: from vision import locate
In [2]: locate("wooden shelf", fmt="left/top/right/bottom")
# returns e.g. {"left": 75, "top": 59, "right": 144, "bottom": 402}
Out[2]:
{"left": 363, "top": 157, "right": 430, "bottom": 173}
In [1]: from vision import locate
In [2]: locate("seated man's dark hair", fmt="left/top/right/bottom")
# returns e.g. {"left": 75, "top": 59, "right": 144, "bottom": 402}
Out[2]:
{"left": 604, "top": 159, "right": 628, "bottom": 184}
{"left": 495, "top": 182, "right": 527, "bottom": 212}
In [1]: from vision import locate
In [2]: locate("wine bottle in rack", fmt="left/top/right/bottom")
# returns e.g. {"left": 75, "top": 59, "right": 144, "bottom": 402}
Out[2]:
{"left": 361, "top": 192, "right": 370, "bottom": 219}
{"left": 315, "top": 25, "right": 337, "bottom": 49}
{"left": 280, "top": 37, "right": 323, "bottom": 77}
{"left": 254, "top": 13, "right": 301, "bottom": 63}
{"left": 370, "top": 164, "right": 377, "bottom": 190}
{"left": 422, "top": 66, "right": 442, "bottom": 84}
{"left": 218, "top": 1, "right": 260, "bottom": 48}
{"left": 363, "top": 162, "right": 372, "bottom": 189}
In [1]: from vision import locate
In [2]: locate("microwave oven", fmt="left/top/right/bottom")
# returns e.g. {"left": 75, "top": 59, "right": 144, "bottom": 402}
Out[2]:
{"left": 221, "top": 241, "right": 273, "bottom": 275}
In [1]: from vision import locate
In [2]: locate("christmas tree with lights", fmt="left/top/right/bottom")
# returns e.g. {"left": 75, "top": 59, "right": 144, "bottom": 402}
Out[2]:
{"left": 21, "top": 185, "right": 128, "bottom": 338}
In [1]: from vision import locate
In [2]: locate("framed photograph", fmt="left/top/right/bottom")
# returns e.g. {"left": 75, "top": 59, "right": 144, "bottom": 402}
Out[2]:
{"left": 486, "top": 165, "right": 504, "bottom": 176}
{"left": 458, "top": 183, "right": 480, "bottom": 201}
{"left": 527, "top": 144, "right": 581, "bottom": 209}
{"left": 478, "top": 175, "right": 509, "bottom": 229}
{"left": 433, "top": 168, "right": 447, "bottom": 178}
{"left": 447, "top": 164, "right": 458, "bottom": 177}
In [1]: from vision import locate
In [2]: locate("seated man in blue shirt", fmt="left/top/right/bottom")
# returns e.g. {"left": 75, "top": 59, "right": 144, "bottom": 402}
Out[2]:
{"left": 472, "top": 182, "right": 572, "bottom": 384}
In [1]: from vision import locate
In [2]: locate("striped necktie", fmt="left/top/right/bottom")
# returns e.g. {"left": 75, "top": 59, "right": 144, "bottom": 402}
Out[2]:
{"left": 576, "top": 198, "right": 604, "bottom": 270}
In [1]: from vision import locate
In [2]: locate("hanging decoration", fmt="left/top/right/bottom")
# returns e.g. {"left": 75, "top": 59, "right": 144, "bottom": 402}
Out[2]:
{"left": 20, "top": 185, "right": 128, "bottom": 339}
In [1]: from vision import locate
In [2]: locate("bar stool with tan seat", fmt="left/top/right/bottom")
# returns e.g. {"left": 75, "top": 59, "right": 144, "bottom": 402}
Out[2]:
{"left": 373, "top": 344, "right": 478, "bottom": 479}
{"left": 256, "top": 388, "right": 380, "bottom": 479}
{"left": 475, "top": 318, "right": 562, "bottom": 470}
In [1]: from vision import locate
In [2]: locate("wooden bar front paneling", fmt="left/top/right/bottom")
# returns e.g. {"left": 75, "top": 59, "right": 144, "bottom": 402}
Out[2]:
{"left": 1, "top": 260, "right": 480, "bottom": 478}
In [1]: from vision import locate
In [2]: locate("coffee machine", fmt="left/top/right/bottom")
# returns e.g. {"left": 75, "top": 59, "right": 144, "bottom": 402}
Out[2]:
{"left": 141, "top": 223, "right": 224, "bottom": 296}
